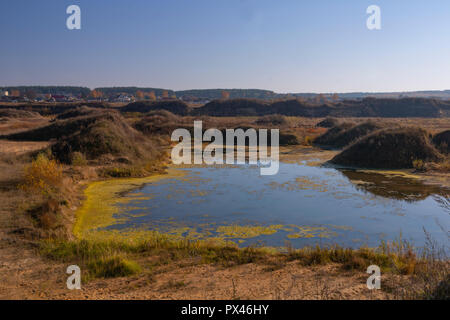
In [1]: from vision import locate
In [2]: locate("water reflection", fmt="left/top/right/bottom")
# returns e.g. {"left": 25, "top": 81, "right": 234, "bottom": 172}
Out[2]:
{"left": 101, "top": 161, "right": 450, "bottom": 250}
{"left": 340, "top": 170, "right": 449, "bottom": 202}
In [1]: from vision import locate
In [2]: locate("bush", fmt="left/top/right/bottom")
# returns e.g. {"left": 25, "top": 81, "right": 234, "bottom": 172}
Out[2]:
{"left": 20, "top": 153, "right": 63, "bottom": 196}
{"left": 100, "top": 167, "right": 144, "bottom": 177}
{"left": 303, "top": 136, "right": 314, "bottom": 146}
{"left": 432, "top": 130, "right": 450, "bottom": 154}
{"left": 413, "top": 159, "right": 426, "bottom": 171}
{"left": 71, "top": 152, "right": 87, "bottom": 166}
{"left": 88, "top": 256, "right": 141, "bottom": 278}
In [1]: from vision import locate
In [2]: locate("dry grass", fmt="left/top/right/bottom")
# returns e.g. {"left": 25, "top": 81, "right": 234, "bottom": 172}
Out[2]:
{"left": 0, "top": 140, "right": 50, "bottom": 155}
{"left": 255, "top": 114, "right": 289, "bottom": 126}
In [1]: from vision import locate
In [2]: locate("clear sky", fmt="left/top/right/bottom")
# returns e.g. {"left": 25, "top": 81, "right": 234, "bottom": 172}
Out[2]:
{"left": 1, "top": 0, "right": 449, "bottom": 93}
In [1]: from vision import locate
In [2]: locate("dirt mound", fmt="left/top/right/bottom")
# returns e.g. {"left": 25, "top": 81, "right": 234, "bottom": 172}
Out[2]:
{"left": 0, "top": 102, "right": 111, "bottom": 116}
{"left": 2, "top": 111, "right": 161, "bottom": 164}
{"left": 192, "top": 99, "right": 270, "bottom": 116}
{"left": 192, "top": 97, "right": 450, "bottom": 118}
{"left": 0, "top": 108, "right": 43, "bottom": 119}
{"left": 121, "top": 100, "right": 189, "bottom": 115}
{"left": 55, "top": 106, "right": 106, "bottom": 120}
{"left": 270, "top": 99, "right": 332, "bottom": 117}
{"left": 50, "top": 112, "right": 159, "bottom": 164}
{"left": 316, "top": 117, "right": 340, "bottom": 128}
{"left": 3, "top": 110, "right": 119, "bottom": 141}
{"left": 313, "top": 122, "right": 355, "bottom": 148}
{"left": 314, "top": 121, "right": 384, "bottom": 149}
{"left": 134, "top": 110, "right": 180, "bottom": 136}
{"left": 255, "top": 114, "right": 288, "bottom": 126}
{"left": 330, "top": 127, "right": 444, "bottom": 169}
{"left": 432, "top": 130, "right": 450, "bottom": 154}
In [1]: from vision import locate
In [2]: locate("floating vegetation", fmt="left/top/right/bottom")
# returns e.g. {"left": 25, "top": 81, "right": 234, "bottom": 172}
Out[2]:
{"left": 74, "top": 168, "right": 187, "bottom": 238}
{"left": 216, "top": 225, "right": 282, "bottom": 239}
{"left": 267, "top": 176, "right": 329, "bottom": 193}
{"left": 286, "top": 226, "right": 337, "bottom": 239}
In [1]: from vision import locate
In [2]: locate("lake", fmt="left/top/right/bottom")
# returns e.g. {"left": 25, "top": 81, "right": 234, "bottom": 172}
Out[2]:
{"left": 100, "top": 159, "right": 450, "bottom": 252}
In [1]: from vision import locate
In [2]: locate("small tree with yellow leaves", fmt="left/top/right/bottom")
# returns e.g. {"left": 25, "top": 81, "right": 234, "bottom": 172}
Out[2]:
{"left": 20, "top": 154, "right": 63, "bottom": 196}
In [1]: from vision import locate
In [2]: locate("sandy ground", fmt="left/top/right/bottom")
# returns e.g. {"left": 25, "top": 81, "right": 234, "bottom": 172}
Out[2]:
{"left": 0, "top": 237, "right": 392, "bottom": 300}
{"left": 0, "top": 117, "right": 49, "bottom": 136}
{"left": 0, "top": 140, "right": 50, "bottom": 155}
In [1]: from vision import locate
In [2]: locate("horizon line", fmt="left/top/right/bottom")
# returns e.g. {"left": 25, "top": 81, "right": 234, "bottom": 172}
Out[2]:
{"left": 1, "top": 85, "right": 450, "bottom": 95}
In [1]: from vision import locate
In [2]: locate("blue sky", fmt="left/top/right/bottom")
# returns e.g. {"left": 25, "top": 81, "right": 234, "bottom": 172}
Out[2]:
{"left": 1, "top": 0, "right": 449, "bottom": 92}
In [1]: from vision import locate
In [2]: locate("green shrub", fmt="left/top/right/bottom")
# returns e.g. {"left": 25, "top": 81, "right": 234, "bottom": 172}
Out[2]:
{"left": 413, "top": 159, "right": 425, "bottom": 171}
{"left": 100, "top": 166, "right": 143, "bottom": 177}
{"left": 88, "top": 256, "right": 141, "bottom": 278}
{"left": 71, "top": 152, "right": 87, "bottom": 166}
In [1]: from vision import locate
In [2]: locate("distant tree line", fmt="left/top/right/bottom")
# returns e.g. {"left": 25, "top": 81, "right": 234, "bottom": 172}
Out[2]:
{"left": 176, "top": 89, "right": 277, "bottom": 100}
{"left": 3, "top": 86, "right": 450, "bottom": 101}
{"left": 95, "top": 87, "right": 175, "bottom": 98}
{"left": 1, "top": 86, "right": 91, "bottom": 96}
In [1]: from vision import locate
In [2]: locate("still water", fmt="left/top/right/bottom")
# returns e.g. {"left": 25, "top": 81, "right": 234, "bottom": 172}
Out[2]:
{"left": 105, "top": 161, "right": 449, "bottom": 251}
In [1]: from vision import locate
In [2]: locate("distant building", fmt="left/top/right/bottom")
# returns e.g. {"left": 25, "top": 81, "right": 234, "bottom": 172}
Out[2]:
{"left": 1, "top": 90, "right": 9, "bottom": 97}
{"left": 1, "top": 95, "right": 23, "bottom": 102}
{"left": 111, "top": 93, "right": 134, "bottom": 103}
{"left": 51, "top": 94, "right": 69, "bottom": 102}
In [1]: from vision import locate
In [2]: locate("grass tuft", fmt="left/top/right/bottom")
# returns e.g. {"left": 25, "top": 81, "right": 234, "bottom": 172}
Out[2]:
{"left": 88, "top": 256, "right": 141, "bottom": 278}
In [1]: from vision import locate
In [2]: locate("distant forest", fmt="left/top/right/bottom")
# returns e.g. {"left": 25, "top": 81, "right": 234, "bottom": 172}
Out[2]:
{"left": 1, "top": 86, "right": 91, "bottom": 96}
{"left": 95, "top": 87, "right": 175, "bottom": 97}
{"left": 176, "top": 89, "right": 277, "bottom": 100}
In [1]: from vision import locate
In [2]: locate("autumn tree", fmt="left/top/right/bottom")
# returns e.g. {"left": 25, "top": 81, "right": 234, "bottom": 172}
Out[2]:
{"left": 148, "top": 91, "right": 156, "bottom": 101}
{"left": 136, "top": 90, "right": 145, "bottom": 100}
{"left": 162, "top": 90, "right": 169, "bottom": 99}
{"left": 314, "top": 94, "right": 327, "bottom": 104}
{"left": 10, "top": 89, "right": 20, "bottom": 97}
{"left": 332, "top": 93, "right": 339, "bottom": 102}
{"left": 90, "top": 90, "right": 102, "bottom": 99}
{"left": 296, "top": 96, "right": 305, "bottom": 104}
{"left": 221, "top": 91, "right": 230, "bottom": 100}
